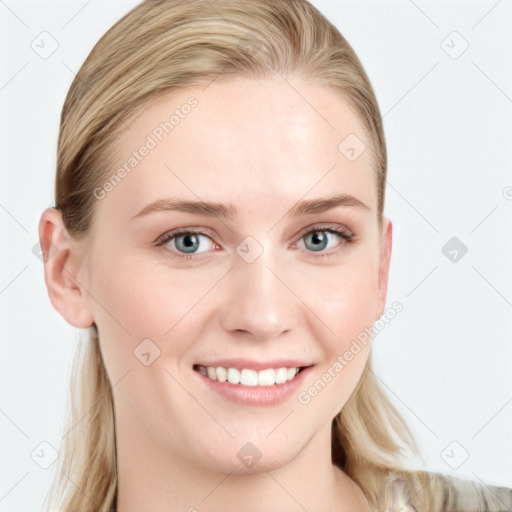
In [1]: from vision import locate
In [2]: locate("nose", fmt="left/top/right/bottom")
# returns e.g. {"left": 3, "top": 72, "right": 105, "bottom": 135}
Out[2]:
{"left": 219, "top": 244, "right": 295, "bottom": 343}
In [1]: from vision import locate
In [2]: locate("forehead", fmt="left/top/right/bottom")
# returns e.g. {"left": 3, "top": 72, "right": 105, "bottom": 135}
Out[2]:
{"left": 96, "top": 76, "right": 376, "bottom": 223}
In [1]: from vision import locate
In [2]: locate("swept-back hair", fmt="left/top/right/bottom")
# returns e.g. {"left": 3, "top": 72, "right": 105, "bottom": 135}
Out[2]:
{"left": 45, "top": 1, "right": 509, "bottom": 510}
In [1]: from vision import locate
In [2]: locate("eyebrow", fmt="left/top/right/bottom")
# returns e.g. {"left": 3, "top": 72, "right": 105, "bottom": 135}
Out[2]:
{"left": 131, "top": 193, "right": 370, "bottom": 220}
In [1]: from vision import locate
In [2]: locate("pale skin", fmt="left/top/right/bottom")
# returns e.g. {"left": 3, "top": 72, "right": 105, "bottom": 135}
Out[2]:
{"left": 40, "top": 76, "right": 392, "bottom": 512}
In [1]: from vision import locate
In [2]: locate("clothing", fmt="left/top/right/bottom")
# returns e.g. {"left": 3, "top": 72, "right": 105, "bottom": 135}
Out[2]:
{"left": 384, "top": 477, "right": 512, "bottom": 512}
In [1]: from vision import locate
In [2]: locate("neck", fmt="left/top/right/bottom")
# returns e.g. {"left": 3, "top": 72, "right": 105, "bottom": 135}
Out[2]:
{"left": 115, "top": 410, "right": 370, "bottom": 512}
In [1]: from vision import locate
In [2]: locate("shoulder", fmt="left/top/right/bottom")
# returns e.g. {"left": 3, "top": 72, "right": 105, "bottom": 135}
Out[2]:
{"left": 437, "top": 477, "right": 512, "bottom": 512}
{"left": 445, "top": 477, "right": 512, "bottom": 512}
{"left": 486, "top": 485, "right": 512, "bottom": 512}
{"left": 384, "top": 472, "right": 512, "bottom": 512}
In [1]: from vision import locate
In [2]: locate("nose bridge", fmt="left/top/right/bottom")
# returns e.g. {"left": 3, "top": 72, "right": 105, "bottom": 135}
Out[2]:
{"left": 220, "top": 237, "right": 294, "bottom": 340}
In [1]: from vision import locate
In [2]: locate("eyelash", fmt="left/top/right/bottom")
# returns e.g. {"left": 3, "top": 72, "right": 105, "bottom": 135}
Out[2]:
{"left": 154, "top": 224, "right": 355, "bottom": 261}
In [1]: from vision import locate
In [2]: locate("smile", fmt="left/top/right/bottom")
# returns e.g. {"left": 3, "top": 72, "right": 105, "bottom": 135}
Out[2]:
{"left": 193, "top": 359, "right": 315, "bottom": 406}
{"left": 194, "top": 364, "right": 304, "bottom": 387}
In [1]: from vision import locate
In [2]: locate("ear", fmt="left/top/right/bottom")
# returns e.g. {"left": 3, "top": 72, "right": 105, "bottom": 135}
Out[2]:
{"left": 38, "top": 207, "right": 95, "bottom": 329}
{"left": 376, "top": 215, "right": 392, "bottom": 320}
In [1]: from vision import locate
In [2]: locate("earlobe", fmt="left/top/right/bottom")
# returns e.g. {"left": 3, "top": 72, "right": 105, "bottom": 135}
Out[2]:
{"left": 376, "top": 216, "right": 392, "bottom": 320}
{"left": 38, "top": 208, "right": 95, "bottom": 329}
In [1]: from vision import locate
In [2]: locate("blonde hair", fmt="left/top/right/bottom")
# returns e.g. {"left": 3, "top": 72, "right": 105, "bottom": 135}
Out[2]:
{"left": 45, "top": 1, "right": 509, "bottom": 511}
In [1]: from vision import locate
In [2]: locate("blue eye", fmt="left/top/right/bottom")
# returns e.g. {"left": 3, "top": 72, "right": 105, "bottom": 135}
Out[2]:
{"left": 301, "top": 228, "right": 350, "bottom": 253}
{"left": 155, "top": 229, "right": 215, "bottom": 260}
{"left": 155, "top": 225, "right": 354, "bottom": 261}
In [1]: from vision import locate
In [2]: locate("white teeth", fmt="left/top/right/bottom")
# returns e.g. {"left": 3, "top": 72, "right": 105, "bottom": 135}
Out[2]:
{"left": 258, "top": 369, "right": 275, "bottom": 386}
{"left": 216, "top": 366, "right": 227, "bottom": 382}
{"left": 227, "top": 368, "right": 240, "bottom": 384}
{"left": 197, "top": 365, "right": 301, "bottom": 386}
{"left": 286, "top": 367, "right": 297, "bottom": 381}
{"left": 275, "top": 367, "right": 287, "bottom": 384}
{"left": 241, "top": 369, "right": 258, "bottom": 386}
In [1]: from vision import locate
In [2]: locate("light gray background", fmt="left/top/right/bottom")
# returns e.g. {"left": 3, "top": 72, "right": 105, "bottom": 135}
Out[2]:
{"left": 1, "top": 0, "right": 511, "bottom": 510}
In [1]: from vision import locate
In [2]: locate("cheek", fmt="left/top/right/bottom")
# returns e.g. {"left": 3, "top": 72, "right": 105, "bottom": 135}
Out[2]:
{"left": 87, "top": 253, "right": 217, "bottom": 370}
{"left": 328, "top": 273, "right": 378, "bottom": 344}
{"left": 295, "top": 250, "right": 380, "bottom": 350}
{"left": 295, "top": 272, "right": 377, "bottom": 418}
{"left": 298, "top": 262, "right": 377, "bottom": 412}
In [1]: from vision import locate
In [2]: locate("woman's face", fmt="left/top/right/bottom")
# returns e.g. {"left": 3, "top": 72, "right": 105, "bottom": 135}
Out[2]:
{"left": 78, "top": 76, "right": 391, "bottom": 474}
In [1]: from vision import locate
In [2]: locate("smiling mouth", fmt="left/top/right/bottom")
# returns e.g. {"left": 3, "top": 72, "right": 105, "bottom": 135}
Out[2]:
{"left": 193, "top": 364, "right": 309, "bottom": 387}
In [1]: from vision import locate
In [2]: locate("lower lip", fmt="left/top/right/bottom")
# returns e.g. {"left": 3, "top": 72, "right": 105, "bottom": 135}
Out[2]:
{"left": 194, "top": 366, "right": 314, "bottom": 406}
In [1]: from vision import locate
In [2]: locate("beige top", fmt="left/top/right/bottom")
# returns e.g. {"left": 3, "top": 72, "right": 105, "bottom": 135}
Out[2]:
{"left": 351, "top": 474, "right": 512, "bottom": 512}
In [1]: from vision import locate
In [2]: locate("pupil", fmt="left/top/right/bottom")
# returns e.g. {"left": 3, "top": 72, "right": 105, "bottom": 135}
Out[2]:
{"left": 309, "top": 232, "right": 327, "bottom": 251}
{"left": 179, "top": 234, "right": 199, "bottom": 253}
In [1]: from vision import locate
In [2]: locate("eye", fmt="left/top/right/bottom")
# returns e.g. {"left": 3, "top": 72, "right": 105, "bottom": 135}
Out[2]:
{"left": 154, "top": 228, "right": 218, "bottom": 261}
{"left": 295, "top": 224, "right": 354, "bottom": 259}
{"left": 154, "top": 224, "right": 355, "bottom": 261}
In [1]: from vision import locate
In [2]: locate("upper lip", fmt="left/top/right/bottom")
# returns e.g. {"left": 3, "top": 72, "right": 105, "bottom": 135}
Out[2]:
{"left": 194, "top": 359, "right": 314, "bottom": 371}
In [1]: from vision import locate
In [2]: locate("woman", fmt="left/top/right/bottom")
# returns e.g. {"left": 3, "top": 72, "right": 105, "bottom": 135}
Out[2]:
{"left": 38, "top": 0, "right": 511, "bottom": 510}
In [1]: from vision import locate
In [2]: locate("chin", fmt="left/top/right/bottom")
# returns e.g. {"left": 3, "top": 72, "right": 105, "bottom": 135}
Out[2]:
{"left": 191, "top": 434, "right": 303, "bottom": 475}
